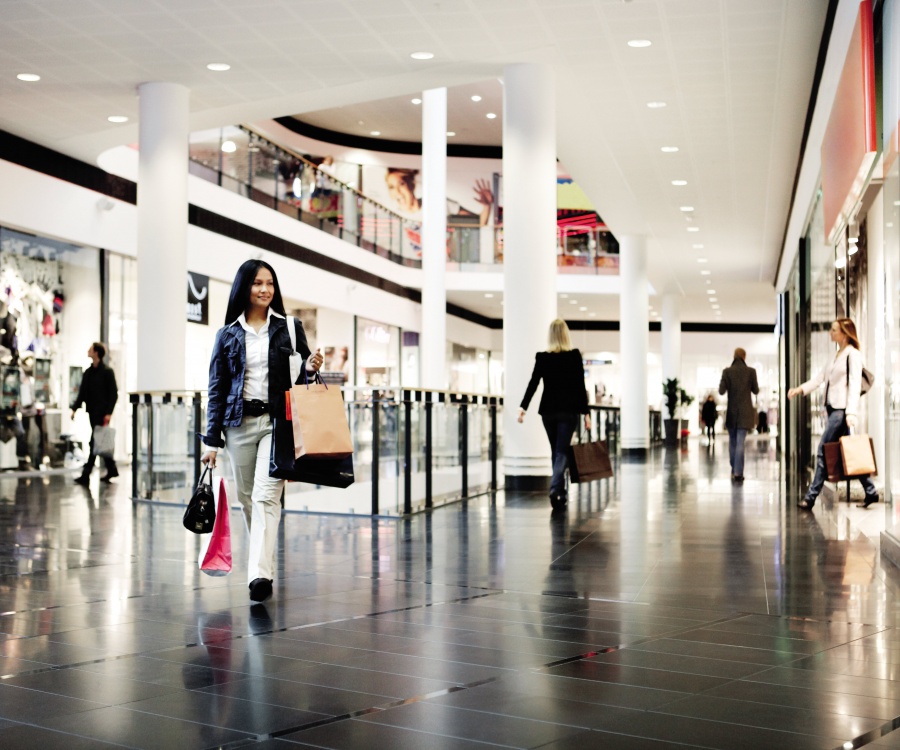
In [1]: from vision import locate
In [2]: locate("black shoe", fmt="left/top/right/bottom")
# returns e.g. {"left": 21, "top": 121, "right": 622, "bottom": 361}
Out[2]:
{"left": 101, "top": 472, "right": 118, "bottom": 483}
{"left": 74, "top": 474, "right": 90, "bottom": 486}
{"left": 549, "top": 492, "right": 567, "bottom": 511}
{"left": 249, "top": 578, "right": 273, "bottom": 603}
{"left": 797, "top": 498, "right": 815, "bottom": 511}
{"left": 858, "top": 494, "right": 879, "bottom": 509}
{"left": 734, "top": 475, "right": 744, "bottom": 484}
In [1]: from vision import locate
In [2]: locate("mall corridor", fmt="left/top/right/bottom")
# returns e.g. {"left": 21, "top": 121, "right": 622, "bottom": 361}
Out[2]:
{"left": 1, "top": 439, "right": 899, "bottom": 749}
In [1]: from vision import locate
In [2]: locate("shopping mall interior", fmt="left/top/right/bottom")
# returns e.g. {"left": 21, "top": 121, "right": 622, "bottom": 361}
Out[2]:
{"left": 2, "top": 0, "right": 900, "bottom": 747}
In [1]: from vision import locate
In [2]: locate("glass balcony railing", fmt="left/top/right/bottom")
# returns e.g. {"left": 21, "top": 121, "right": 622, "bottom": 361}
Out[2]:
{"left": 189, "top": 125, "right": 621, "bottom": 275}
{"left": 129, "top": 387, "right": 503, "bottom": 517}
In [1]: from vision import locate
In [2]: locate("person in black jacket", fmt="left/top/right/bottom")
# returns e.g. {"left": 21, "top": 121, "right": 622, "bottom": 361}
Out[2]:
{"left": 200, "top": 260, "right": 323, "bottom": 603}
{"left": 71, "top": 342, "right": 118, "bottom": 485}
{"left": 517, "top": 319, "right": 590, "bottom": 510}
{"left": 701, "top": 394, "right": 718, "bottom": 442}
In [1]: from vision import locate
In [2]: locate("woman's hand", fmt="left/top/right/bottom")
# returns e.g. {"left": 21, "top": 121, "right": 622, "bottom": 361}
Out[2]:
{"left": 201, "top": 450, "right": 217, "bottom": 468}
{"left": 517, "top": 408, "right": 526, "bottom": 424}
{"left": 584, "top": 414, "right": 591, "bottom": 431}
{"left": 787, "top": 387, "right": 802, "bottom": 399}
{"left": 846, "top": 414, "right": 857, "bottom": 431}
{"left": 306, "top": 348, "right": 324, "bottom": 373}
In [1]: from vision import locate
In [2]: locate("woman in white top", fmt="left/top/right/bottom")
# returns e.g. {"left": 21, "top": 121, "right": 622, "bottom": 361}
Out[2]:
{"left": 787, "top": 317, "right": 877, "bottom": 510}
{"left": 201, "top": 260, "right": 323, "bottom": 603}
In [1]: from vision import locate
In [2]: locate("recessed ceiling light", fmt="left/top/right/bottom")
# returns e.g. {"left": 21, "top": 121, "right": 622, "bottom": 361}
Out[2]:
{"left": 671, "top": 180, "right": 687, "bottom": 186}
{"left": 680, "top": 206, "right": 694, "bottom": 212}
{"left": 411, "top": 98, "right": 422, "bottom": 104}
{"left": 687, "top": 227, "right": 700, "bottom": 232}
{"left": 446, "top": 131, "right": 456, "bottom": 136}
{"left": 221, "top": 140, "right": 236, "bottom": 153}
{"left": 661, "top": 146, "right": 679, "bottom": 153}
{"left": 570, "top": 300, "right": 578, "bottom": 304}
{"left": 894, "top": 200, "right": 900, "bottom": 206}
{"left": 370, "top": 131, "right": 381, "bottom": 136}
{"left": 471, "top": 95, "right": 482, "bottom": 102}
{"left": 484, "top": 293, "right": 494, "bottom": 298}
{"left": 712, "top": 305, "right": 720, "bottom": 310}
{"left": 410, "top": 51, "right": 434, "bottom": 60}
{"left": 705, "top": 279, "right": 711, "bottom": 284}
{"left": 693, "top": 245, "right": 705, "bottom": 250}
{"left": 580, "top": 306, "right": 588, "bottom": 311}
{"left": 206, "top": 63, "right": 230, "bottom": 71}
{"left": 560, "top": 294, "right": 568, "bottom": 298}
{"left": 17, "top": 73, "right": 41, "bottom": 82}
{"left": 486, "top": 112, "right": 497, "bottom": 119}
{"left": 707, "top": 290, "right": 716, "bottom": 295}
{"left": 710, "top": 298, "right": 718, "bottom": 302}
{"left": 647, "top": 101, "right": 667, "bottom": 108}
{"left": 589, "top": 312, "right": 596, "bottom": 317}
{"left": 628, "top": 39, "right": 652, "bottom": 48}
{"left": 107, "top": 115, "right": 128, "bottom": 123}
{"left": 700, "top": 270, "right": 711, "bottom": 275}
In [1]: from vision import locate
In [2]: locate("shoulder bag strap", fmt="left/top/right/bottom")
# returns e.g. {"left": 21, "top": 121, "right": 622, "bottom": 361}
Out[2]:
{"left": 287, "top": 315, "right": 297, "bottom": 354}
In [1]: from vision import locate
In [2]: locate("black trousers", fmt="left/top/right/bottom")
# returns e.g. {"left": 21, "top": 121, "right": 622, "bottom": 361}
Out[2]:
{"left": 541, "top": 413, "right": 578, "bottom": 496}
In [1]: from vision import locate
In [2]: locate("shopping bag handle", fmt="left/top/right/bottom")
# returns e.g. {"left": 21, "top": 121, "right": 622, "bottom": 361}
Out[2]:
{"left": 197, "top": 464, "right": 213, "bottom": 488}
{"left": 302, "top": 369, "right": 327, "bottom": 389}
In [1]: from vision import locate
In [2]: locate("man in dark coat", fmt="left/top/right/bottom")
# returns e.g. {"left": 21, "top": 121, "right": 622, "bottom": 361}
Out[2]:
{"left": 71, "top": 342, "right": 118, "bottom": 485}
{"left": 718, "top": 347, "right": 759, "bottom": 483}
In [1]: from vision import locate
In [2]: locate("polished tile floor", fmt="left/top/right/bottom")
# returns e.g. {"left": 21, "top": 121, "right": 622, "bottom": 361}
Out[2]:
{"left": 2, "top": 437, "right": 900, "bottom": 749}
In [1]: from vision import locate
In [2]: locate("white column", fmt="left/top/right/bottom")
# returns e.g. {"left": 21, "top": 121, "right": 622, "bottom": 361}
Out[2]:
{"left": 866, "top": 198, "right": 885, "bottom": 474}
{"left": 619, "top": 235, "right": 649, "bottom": 451}
{"left": 503, "top": 63, "right": 558, "bottom": 486}
{"left": 420, "top": 87, "right": 448, "bottom": 389}
{"left": 661, "top": 294, "right": 682, "bottom": 382}
{"left": 137, "top": 82, "right": 189, "bottom": 392}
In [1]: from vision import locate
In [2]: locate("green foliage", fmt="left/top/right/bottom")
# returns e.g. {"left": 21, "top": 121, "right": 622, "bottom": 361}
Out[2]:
{"left": 662, "top": 378, "right": 679, "bottom": 419}
{"left": 679, "top": 388, "right": 695, "bottom": 408}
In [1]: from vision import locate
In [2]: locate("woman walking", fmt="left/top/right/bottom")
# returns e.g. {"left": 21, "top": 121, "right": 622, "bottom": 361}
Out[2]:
{"left": 201, "top": 260, "right": 323, "bottom": 602}
{"left": 787, "top": 317, "right": 878, "bottom": 510}
{"left": 517, "top": 319, "right": 590, "bottom": 510}
{"left": 701, "top": 394, "right": 718, "bottom": 442}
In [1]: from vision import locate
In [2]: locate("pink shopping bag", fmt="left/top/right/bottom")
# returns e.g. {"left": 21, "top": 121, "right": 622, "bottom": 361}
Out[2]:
{"left": 198, "top": 479, "right": 232, "bottom": 576}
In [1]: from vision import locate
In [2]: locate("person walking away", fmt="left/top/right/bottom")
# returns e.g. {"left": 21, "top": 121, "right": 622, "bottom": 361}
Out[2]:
{"left": 718, "top": 348, "right": 758, "bottom": 483}
{"left": 72, "top": 342, "right": 118, "bottom": 485}
{"left": 201, "top": 260, "right": 323, "bottom": 603}
{"left": 787, "top": 317, "right": 878, "bottom": 510}
{"left": 517, "top": 319, "right": 590, "bottom": 510}
{"left": 701, "top": 394, "right": 718, "bottom": 443}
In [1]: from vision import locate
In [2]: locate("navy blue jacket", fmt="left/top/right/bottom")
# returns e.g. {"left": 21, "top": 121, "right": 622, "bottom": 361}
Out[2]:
{"left": 202, "top": 314, "right": 311, "bottom": 448}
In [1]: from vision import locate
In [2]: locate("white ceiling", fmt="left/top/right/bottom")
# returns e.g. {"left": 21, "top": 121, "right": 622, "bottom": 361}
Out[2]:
{"left": 0, "top": 0, "right": 827, "bottom": 325}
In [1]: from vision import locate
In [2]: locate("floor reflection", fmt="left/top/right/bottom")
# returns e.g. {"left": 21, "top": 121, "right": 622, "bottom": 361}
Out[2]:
{"left": 1, "top": 436, "right": 900, "bottom": 749}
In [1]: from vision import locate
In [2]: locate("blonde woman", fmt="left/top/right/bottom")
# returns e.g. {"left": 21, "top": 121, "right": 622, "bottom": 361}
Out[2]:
{"left": 787, "top": 317, "right": 878, "bottom": 510}
{"left": 517, "top": 319, "right": 591, "bottom": 510}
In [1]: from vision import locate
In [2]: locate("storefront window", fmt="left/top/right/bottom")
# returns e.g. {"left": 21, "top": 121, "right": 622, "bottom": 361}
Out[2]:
{"left": 355, "top": 317, "right": 400, "bottom": 387}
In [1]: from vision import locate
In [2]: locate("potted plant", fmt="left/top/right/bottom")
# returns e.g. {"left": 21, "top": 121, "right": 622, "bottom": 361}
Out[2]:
{"left": 663, "top": 378, "right": 679, "bottom": 446}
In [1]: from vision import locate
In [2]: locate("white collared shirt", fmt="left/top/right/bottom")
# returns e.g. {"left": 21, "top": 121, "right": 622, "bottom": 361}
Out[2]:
{"left": 236, "top": 309, "right": 284, "bottom": 402}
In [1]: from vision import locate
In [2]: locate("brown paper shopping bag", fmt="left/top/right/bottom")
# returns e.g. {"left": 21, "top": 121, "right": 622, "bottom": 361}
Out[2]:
{"left": 287, "top": 375, "right": 353, "bottom": 460}
{"left": 839, "top": 433, "right": 877, "bottom": 477}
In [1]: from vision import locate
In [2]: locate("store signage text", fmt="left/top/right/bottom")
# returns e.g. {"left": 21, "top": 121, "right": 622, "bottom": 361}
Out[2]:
{"left": 187, "top": 272, "right": 209, "bottom": 325}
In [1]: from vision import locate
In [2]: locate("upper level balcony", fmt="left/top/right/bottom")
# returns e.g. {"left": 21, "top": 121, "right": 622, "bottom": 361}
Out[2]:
{"left": 188, "top": 125, "right": 620, "bottom": 276}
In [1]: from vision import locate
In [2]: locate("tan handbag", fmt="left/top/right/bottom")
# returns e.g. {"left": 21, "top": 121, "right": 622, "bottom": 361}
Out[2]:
{"left": 287, "top": 375, "right": 353, "bottom": 460}
{"left": 839, "top": 433, "right": 877, "bottom": 477}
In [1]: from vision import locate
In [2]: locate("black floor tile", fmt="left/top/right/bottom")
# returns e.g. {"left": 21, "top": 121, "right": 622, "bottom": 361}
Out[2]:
{"left": 281, "top": 718, "right": 504, "bottom": 748}
{"left": 0, "top": 723, "right": 128, "bottom": 749}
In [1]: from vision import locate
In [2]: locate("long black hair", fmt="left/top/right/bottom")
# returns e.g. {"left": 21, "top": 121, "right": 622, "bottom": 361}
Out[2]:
{"left": 223, "top": 259, "right": 287, "bottom": 325}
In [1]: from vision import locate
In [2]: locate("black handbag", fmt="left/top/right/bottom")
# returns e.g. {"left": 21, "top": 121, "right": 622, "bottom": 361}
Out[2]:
{"left": 183, "top": 465, "right": 216, "bottom": 534}
{"left": 269, "top": 416, "right": 354, "bottom": 488}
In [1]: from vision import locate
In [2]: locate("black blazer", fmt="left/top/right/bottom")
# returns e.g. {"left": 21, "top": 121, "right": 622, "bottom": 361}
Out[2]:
{"left": 520, "top": 349, "right": 589, "bottom": 416}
